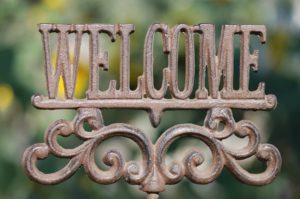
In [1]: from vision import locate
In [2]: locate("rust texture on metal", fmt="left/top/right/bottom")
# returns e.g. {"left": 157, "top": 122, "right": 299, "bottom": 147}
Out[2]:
{"left": 23, "top": 23, "right": 281, "bottom": 199}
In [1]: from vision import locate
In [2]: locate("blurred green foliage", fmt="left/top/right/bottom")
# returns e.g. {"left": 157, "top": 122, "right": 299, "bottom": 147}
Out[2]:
{"left": 0, "top": 0, "right": 299, "bottom": 198}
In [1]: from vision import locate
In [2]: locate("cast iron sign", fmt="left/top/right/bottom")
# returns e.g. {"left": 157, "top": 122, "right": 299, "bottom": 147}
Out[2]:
{"left": 22, "top": 23, "right": 281, "bottom": 199}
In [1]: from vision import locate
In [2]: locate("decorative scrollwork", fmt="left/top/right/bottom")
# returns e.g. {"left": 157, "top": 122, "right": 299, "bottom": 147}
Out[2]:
{"left": 23, "top": 108, "right": 153, "bottom": 185}
{"left": 22, "top": 108, "right": 281, "bottom": 199}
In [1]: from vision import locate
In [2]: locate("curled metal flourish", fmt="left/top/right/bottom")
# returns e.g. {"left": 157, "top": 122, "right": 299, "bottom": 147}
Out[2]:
{"left": 22, "top": 108, "right": 281, "bottom": 199}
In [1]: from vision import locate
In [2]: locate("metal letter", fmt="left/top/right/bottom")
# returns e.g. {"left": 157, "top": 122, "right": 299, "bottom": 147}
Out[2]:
{"left": 169, "top": 24, "right": 195, "bottom": 99}
{"left": 143, "top": 24, "right": 170, "bottom": 99}
{"left": 87, "top": 24, "right": 116, "bottom": 99}
{"left": 40, "top": 24, "right": 83, "bottom": 99}
{"left": 116, "top": 24, "right": 142, "bottom": 98}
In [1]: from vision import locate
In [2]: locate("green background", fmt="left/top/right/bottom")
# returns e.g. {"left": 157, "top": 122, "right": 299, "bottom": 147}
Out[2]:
{"left": 0, "top": 0, "right": 299, "bottom": 198}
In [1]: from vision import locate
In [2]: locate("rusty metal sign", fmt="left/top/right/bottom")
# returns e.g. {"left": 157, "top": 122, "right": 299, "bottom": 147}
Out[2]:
{"left": 22, "top": 23, "right": 281, "bottom": 199}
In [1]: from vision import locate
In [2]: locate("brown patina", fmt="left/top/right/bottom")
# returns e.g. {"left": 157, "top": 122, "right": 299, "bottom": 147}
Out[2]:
{"left": 23, "top": 23, "right": 281, "bottom": 199}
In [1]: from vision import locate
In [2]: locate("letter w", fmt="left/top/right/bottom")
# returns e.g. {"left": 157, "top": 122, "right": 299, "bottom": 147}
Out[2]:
{"left": 39, "top": 24, "right": 83, "bottom": 99}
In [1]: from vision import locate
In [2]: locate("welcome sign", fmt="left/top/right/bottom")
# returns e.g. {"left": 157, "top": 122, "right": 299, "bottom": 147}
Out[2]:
{"left": 23, "top": 23, "right": 281, "bottom": 199}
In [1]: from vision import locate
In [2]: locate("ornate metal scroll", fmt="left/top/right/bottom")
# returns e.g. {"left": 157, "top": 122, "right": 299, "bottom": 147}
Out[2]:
{"left": 23, "top": 23, "right": 281, "bottom": 199}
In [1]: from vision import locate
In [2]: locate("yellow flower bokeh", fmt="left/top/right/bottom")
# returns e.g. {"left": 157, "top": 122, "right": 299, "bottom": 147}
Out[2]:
{"left": 0, "top": 84, "right": 14, "bottom": 111}
{"left": 42, "top": 0, "right": 68, "bottom": 10}
{"left": 57, "top": 64, "right": 89, "bottom": 99}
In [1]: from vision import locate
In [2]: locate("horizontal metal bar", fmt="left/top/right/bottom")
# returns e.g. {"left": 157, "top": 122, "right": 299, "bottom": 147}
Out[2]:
{"left": 32, "top": 94, "right": 277, "bottom": 110}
